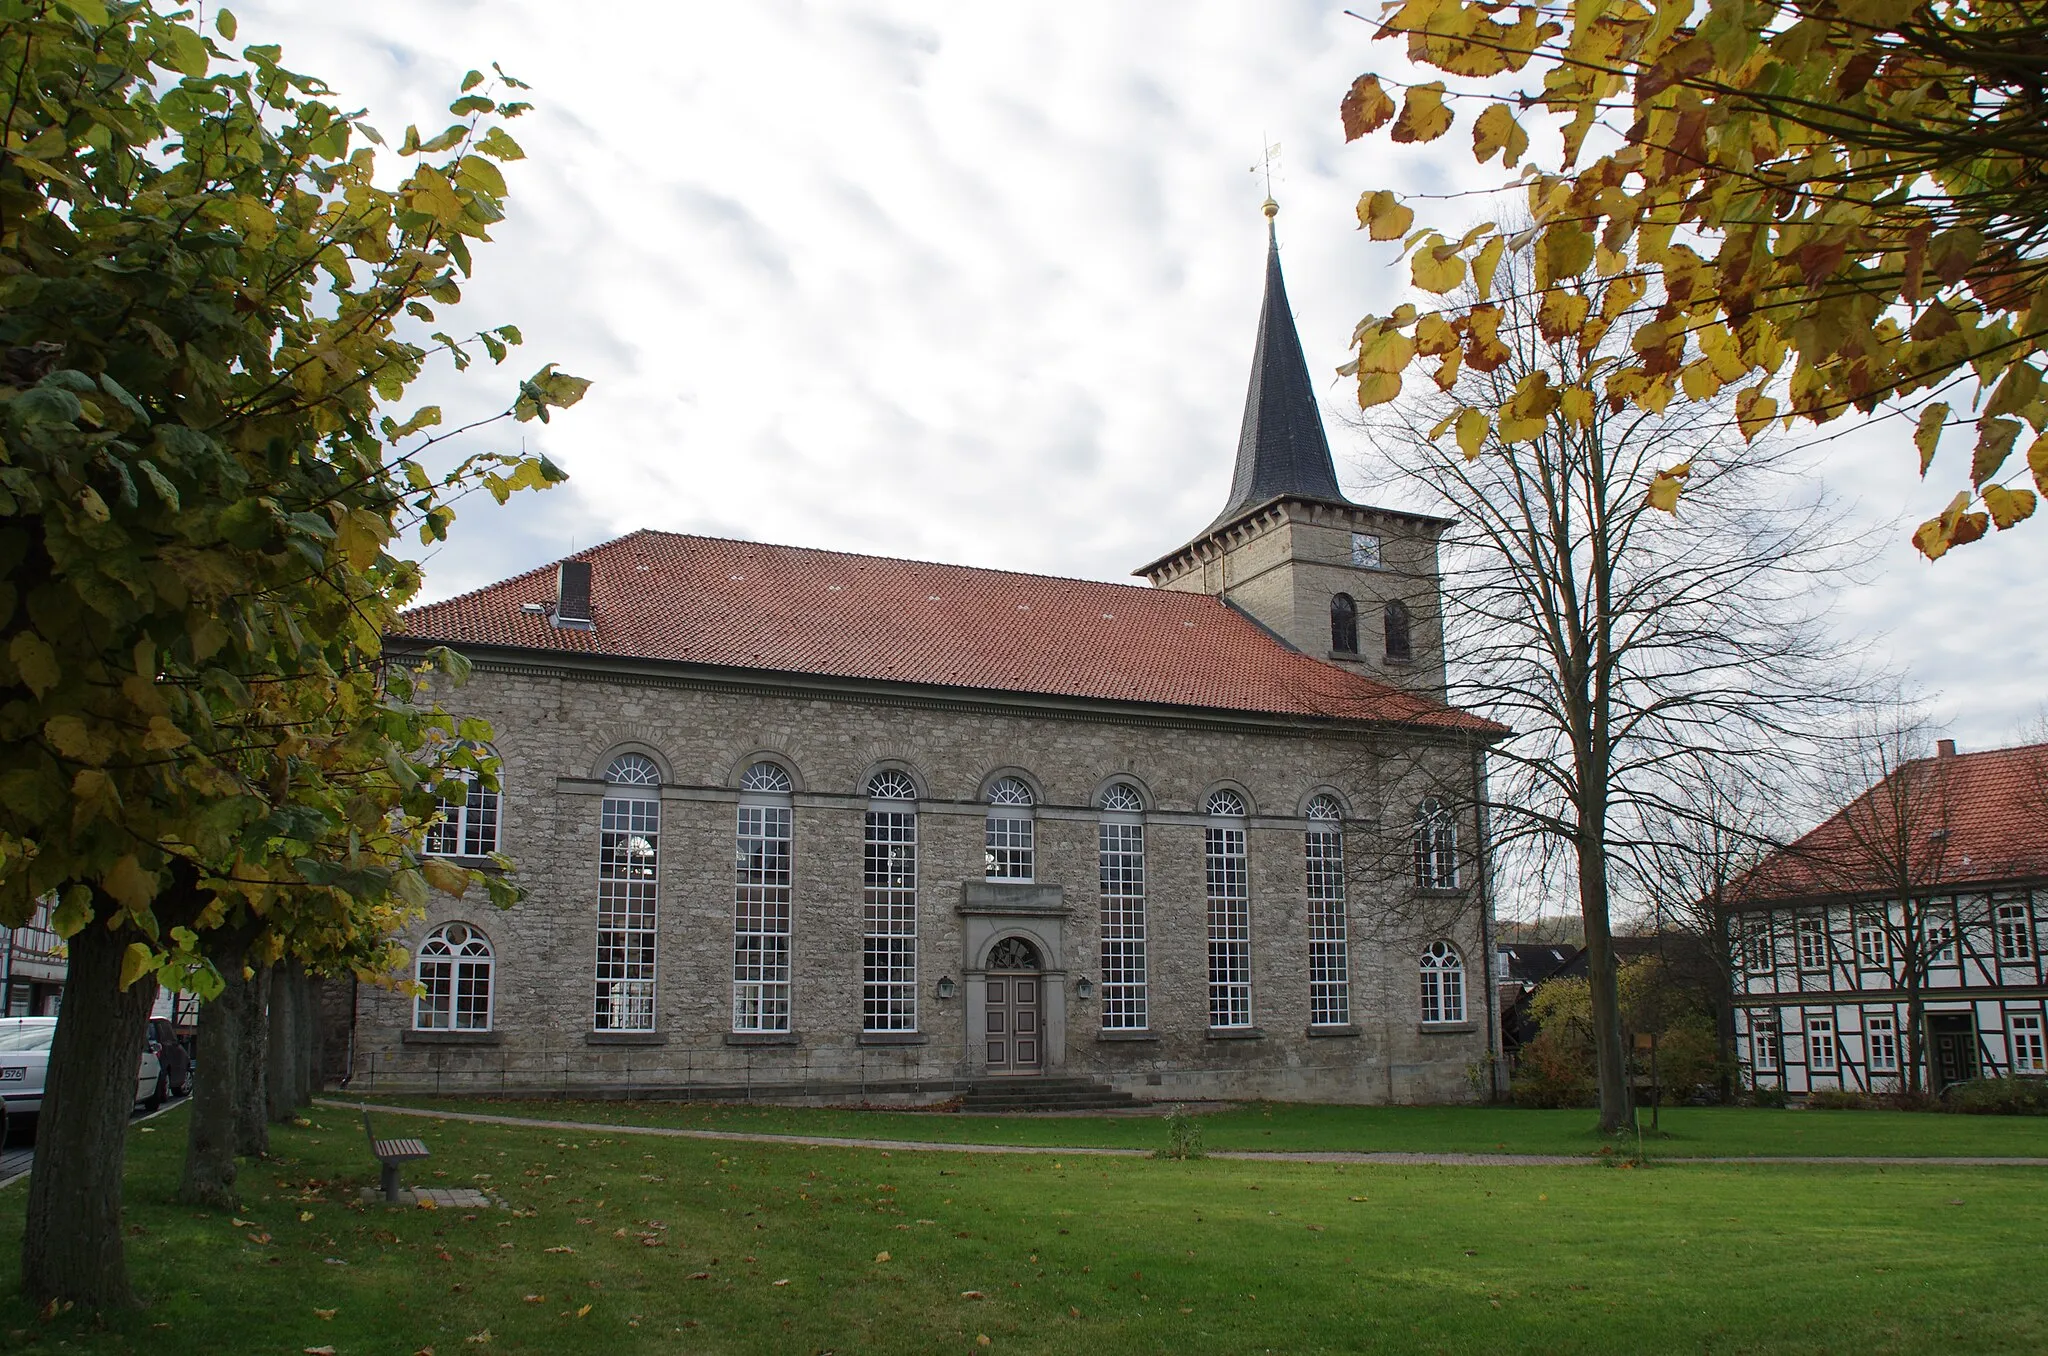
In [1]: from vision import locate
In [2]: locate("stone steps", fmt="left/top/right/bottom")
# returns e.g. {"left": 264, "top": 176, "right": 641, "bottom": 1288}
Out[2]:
{"left": 958, "top": 1076, "right": 1143, "bottom": 1113}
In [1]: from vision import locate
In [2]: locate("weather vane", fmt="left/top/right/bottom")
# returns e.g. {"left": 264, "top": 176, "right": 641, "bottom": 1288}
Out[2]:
{"left": 1252, "top": 139, "right": 1281, "bottom": 218}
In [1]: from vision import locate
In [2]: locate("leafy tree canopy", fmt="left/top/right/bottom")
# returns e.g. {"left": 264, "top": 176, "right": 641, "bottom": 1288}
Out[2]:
{"left": 0, "top": 0, "right": 588, "bottom": 988}
{"left": 1338, "top": 0, "right": 2048, "bottom": 558}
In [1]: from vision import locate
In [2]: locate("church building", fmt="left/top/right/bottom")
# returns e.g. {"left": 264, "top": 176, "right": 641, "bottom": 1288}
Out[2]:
{"left": 354, "top": 208, "right": 1507, "bottom": 1105}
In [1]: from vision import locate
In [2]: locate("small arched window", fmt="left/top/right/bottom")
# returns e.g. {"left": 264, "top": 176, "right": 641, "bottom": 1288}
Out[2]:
{"left": 1330, "top": 593, "right": 1359, "bottom": 654}
{"left": 1383, "top": 599, "right": 1413, "bottom": 662}
{"left": 740, "top": 761, "right": 794, "bottom": 794}
{"left": 415, "top": 922, "right": 494, "bottom": 1031}
{"left": 867, "top": 769, "right": 918, "bottom": 801}
{"left": 1414, "top": 797, "right": 1459, "bottom": 889}
{"left": 1205, "top": 788, "right": 1248, "bottom": 819}
{"left": 985, "top": 777, "right": 1036, "bottom": 880}
{"left": 1099, "top": 782, "right": 1145, "bottom": 814}
{"left": 1419, "top": 940, "right": 1465, "bottom": 1024}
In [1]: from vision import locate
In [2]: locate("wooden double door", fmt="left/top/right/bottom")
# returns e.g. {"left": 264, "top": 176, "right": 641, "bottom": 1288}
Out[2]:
{"left": 983, "top": 937, "right": 1043, "bottom": 1075}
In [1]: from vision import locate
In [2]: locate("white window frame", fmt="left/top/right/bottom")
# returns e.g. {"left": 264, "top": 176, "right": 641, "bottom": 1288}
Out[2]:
{"left": 1806, "top": 1014, "right": 1838, "bottom": 1073}
{"left": 1865, "top": 1013, "right": 1899, "bottom": 1073}
{"left": 1204, "top": 790, "right": 1252, "bottom": 1029}
{"left": 1795, "top": 915, "right": 1828, "bottom": 973}
{"left": 594, "top": 753, "right": 660, "bottom": 1032}
{"left": 1413, "top": 798, "right": 1458, "bottom": 890}
{"left": 1741, "top": 922, "right": 1774, "bottom": 972}
{"left": 733, "top": 761, "right": 795, "bottom": 1033}
{"left": 1098, "top": 783, "right": 1148, "bottom": 1032}
{"left": 1304, "top": 796, "right": 1350, "bottom": 1027}
{"left": 984, "top": 777, "right": 1036, "bottom": 881}
{"left": 414, "top": 922, "right": 494, "bottom": 1031}
{"left": 424, "top": 768, "right": 502, "bottom": 858}
{"left": 1419, "top": 940, "right": 1465, "bottom": 1024}
{"left": 1925, "top": 906, "right": 1957, "bottom": 964}
{"left": 1750, "top": 1012, "right": 1780, "bottom": 1073}
{"left": 2011, "top": 1013, "right": 2046, "bottom": 1074}
{"left": 862, "top": 771, "right": 918, "bottom": 1033}
{"left": 1856, "top": 919, "right": 1890, "bottom": 969}
{"left": 1996, "top": 903, "right": 2034, "bottom": 962}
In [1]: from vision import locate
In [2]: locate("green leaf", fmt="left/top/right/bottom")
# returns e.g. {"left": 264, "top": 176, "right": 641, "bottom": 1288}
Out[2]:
{"left": 1914, "top": 402, "right": 1948, "bottom": 475}
{"left": 10, "top": 633, "right": 59, "bottom": 697}
{"left": 462, "top": 69, "right": 486, "bottom": 92}
{"left": 216, "top": 8, "right": 237, "bottom": 39}
{"left": 119, "top": 943, "right": 156, "bottom": 991}
{"left": 477, "top": 127, "right": 525, "bottom": 161}
{"left": 51, "top": 886, "right": 94, "bottom": 939}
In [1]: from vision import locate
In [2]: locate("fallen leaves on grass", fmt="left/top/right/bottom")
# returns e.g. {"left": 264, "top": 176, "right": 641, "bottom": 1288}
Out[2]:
{"left": 313, "top": 1308, "right": 336, "bottom": 1320}
{"left": 577, "top": 1304, "right": 592, "bottom": 1318}
{"left": 304, "top": 1347, "right": 337, "bottom": 1355}
{"left": 961, "top": 1290, "right": 986, "bottom": 1300}
{"left": 299, "top": 1211, "right": 315, "bottom": 1223}
{"left": 874, "top": 1251, "right": 890, "bottom": 1263}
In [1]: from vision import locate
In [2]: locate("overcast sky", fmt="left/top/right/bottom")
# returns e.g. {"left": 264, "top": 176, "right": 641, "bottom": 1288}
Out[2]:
{"left": 236, "top": 0, "right": 2045, "bottom": 754}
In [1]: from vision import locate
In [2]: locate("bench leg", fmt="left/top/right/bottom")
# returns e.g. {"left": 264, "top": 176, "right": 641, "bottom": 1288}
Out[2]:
{"left": 381, "top": 1162, "right": 402, "bottom": 1203}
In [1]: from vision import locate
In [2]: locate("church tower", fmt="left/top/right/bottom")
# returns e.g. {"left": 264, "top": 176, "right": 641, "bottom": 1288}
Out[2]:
{"left": 1135, "top": 201, "right": 1450, "bottom": 697}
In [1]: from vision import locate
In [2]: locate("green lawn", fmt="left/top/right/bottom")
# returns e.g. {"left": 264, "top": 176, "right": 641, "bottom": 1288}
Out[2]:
{"left": 335, "top": 1093, "right": 2048, "bottom": 1159}
{"left": 4, "top": 1106, "right": 2044, "bottom": 1353}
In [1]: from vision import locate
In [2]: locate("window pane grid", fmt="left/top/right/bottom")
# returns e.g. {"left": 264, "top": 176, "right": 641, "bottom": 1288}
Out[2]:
{"left": 985, "top": 816, "right": 1034, "bottom": 880}
{"left": 2012, "top": 1014, "right": 2046, "bottom": 1073}
{"left": 863, "top": 810, "right": 918, "bottom": 1031}
{"left": 1807, "top": 1015, "right": 1837, "bottom": 1072}
{"left": 1997, "top": 904, "right": 2033, "bottom": 961}
{"left": 1866, "top": 1014, "right": 1899, "bottom": 1072}
{"left": 1414, "top": 800, "right": 1458, "bottom": 889}
{"left": 733, "top": 804, "right": 793, "bottom": 1032}
{"left": 1751, "top": 1014, "right": 1780, "bottom": 1072}
{"left": 425, "top": 777, "right": 501, "bottom": 858}
{"left": 1305, "top": 827, "right": 1349, "bottom": 1026}
{"left": 1206, "top": 826, "right": 1251, "bottom": 1028}
{"left": 1099, "top": 821, "right": 1147, "bottom": 1030}
{"left": 594, "top": 794, "right": 658, "bottom": 1031}
{"left": 1420, "top": 941, "right": 1465, "bottom": 1024}
{"left": 1796, "top": 917, "right": 1827, "bottom": 971}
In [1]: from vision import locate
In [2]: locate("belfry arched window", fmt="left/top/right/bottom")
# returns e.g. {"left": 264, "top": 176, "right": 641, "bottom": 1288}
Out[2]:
{"left": 1420, "top": 940, "right": 1465, "bottom": 1024}
{"left": 1098, "top": 782, "right": 1148, "bottom": 1031}
{"left": 984, "top": 777, "right": 1036, "bottom": 881}
{"left": 1330, "top": 593, "right": 1359, "bottom": 654}
{"left": 863, "top": 769, "right": 918, "bottom": 1032}
{"left": 734, "top": 761, "right": 794, "bottom": 1032}
{"left": 1414, "top": 797, "right": 1459, "bottom": 889}
{"left": 1204, "top": 789, "right": 1252, "bottom": 1029}
{"left": 595, "top": 753, "right": 660, "bottom": 1032}
{"left": 1384, "top": 599, "right": 1413, "bottom": 662}
{"left": 1304, "top": 795, "right": 1349, "bottom": 1026}
{"left": 415, "top": 922, "right": 494, "bottom": 1031}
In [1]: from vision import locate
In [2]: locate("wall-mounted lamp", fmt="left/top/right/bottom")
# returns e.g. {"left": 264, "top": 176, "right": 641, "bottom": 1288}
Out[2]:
{"left": 936, "top": 975, "right": 956, "bottom": 1000}
{"left": 1075, "top": 976, "right": 1095, "bottom": 1000}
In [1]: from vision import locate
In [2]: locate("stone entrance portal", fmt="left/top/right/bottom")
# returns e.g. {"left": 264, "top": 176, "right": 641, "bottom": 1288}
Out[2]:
{"left": 957, "top": 881, "right": 1068, "bottom": 1078}
{"left": 983, "top": 938, "right": 1043, "bottom": 1073}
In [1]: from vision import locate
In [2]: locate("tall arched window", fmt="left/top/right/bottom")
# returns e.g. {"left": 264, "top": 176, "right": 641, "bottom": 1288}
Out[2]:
{"left": 415, "top": 922, "right": 494, "bottom": 1031}
{"left": 1098, "top": 782, "right": 1148, "bottom": 1031}
{"left": 1383, "top": 599, "right": 1413, "bottom": 662}
{"left": 595, "top": 753, "right": 660, "bottom": 1032}
{"left": 734, "top": 761, "right": 795, "bottom": 1032}
{"left": 1330, "top": 593, "right": 1359, "bottom": 654}
{"left": 424, "top": 757, "right": 501, "bottom": 858}
{"left": 984, "top": 777, "right": 1036, "bottom": 881}
{"left": 1414, "top": 797, "right": 1459, "bottom": 889}
{"left": 863, "top": 770, "right": 919, "bottom": 1032}
{"left": 1304, "top": 795, "right": 1349, "bottom": 1026}
{"left": 1420, "top": 940, "right": 1465, "bottom": 1024}
{"left": 1205, "top": 789, "right": 1252, "bottom": 1029}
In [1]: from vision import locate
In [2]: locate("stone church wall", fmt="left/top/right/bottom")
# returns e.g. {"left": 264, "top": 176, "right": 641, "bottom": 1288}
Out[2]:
{"left": 349, "top": 657, "right": 1492, "bottom": 1105}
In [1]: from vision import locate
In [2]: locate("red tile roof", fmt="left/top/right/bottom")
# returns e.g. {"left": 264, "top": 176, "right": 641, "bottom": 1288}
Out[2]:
{"left": 394, "top": 530, "right": 1502, "bottom": 733}
{"left": 1739, "top": 742, "right": 2048, "bottom": 903}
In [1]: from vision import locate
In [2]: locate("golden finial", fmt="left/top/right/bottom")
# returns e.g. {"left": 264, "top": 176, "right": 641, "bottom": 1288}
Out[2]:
{"left": 1263, "top": 197, "right": 1279, "bottom": 220}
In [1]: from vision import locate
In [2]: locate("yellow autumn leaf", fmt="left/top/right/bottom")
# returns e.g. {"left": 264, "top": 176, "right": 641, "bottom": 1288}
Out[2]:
{"left": 1355, "top": 189, "right": 1414, "bottom": 241}
{"left": 1537, "top": 288, "right": 1589, "bottom": 341}
{"left": 1391, "top": 83, "right": 1453, "bottom": 143}
{"left": 1471, "top": 103, "right": 1529, "bottom": 166}
{"left": 9, "top": 633, "right": 59, "bottom": 697}
{"left": 1410, "top": 237, "right": 1466, "bottom": 293}
{"left": 1982, "top": 483, "right": 2037, "bottom": 530}
{"left": 1915, "top": 402, "right": 1949, "bottom": 475}
{"left": 1735, "top": 387, "right": 1777, "bottom": 442}
{"left": 1340, "top": 74, "right": 1397, "bottom": 140}
{"left": 1645, "top": 462, "right": 1693, "bottom": 512}
{"left": 104, "top": 854, "right": 156, "bottom": 912}
{"left": 1471, "top": 236, "right": 1505, "bottom": 302}
{"left": 875, "top": 1250, "right": 891, "bottom": 1263}
{"left": 420, "top": 856, "right": 471, "bottom": 897}
{"left": 2028, "top": 431, "right": 2048, "bottom": 494}
{"left": 119, "top": 942, "right": 155, "bottom": 991}
{"left": 1356, "top": 370, "right": 1402, "bottom": 408}
{"left": 1559, "top": 385, "right": 1595, "bottom": 428}
{"left": 1679, "top": 359, "right": 1723, "bottom": 402}
{"left": 1455, "top": 409, "right": 1490, "bottom": 459}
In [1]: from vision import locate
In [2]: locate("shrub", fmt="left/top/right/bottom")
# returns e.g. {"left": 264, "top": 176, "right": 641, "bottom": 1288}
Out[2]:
{"left": 1750, "top": 1084, "right": 1789, "bottom": 1109}
{"left": 1156, "top": 1105, "right": 1207, "bottom": 1159}
{"left": 1942, "top": 1076, "right": 2048, "bottom": 1116}
{"left": 1806, "top": 1088, "right": 1878, "bottom": 1111}
{"left": 1510, "top": 1031, "right": 1595, "bottom": 1108}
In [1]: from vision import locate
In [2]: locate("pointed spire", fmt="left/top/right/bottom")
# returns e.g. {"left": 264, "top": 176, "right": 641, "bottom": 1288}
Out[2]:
{"left": 1206, "top": 200, "right": 1347, "bottom": 532}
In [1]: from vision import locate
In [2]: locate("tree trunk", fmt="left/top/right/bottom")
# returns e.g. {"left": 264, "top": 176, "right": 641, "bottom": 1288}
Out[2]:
{"left": 21, "top": 915, "right": 158, "bottom": 1308}
{"left": 294, "top": 969, "right": 318, "bottom": 1103}
{"left": 266, "top": 961, "right": 300, "bottom": 1124}
{"left": 179, "top": 933, "right": 253, "bottom": 1209}
{"left": 233, "top": 962, "right": 270, "bottom": 1157}
{"left": 1577, "top": 836, "right": 1632, "bottom": 1133}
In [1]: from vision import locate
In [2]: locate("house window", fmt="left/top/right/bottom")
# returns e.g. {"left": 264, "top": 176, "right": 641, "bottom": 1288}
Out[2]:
{"left": 1741, "top": 923, "right": 1773, "bottom": 972}
{"left": 1926, "top": 908, "right": 1956, "bottom": 964}
{"left": 414, "top": 922, "right": 493, "bottom": 1031}
{"left": 1414, "top": 798, "right": 1459, "bottom": 889}
{"left": 2011, "top": 1013, "right": 2047, "bottom": 1074}
{"left": 1419, "top": 940, "right": 1465, "bottom": 1024}
{"left": 1857, "top": 920, "right": 1890, "bottom": 968}
{"left": 424, "top": 768, "right": 501, "bottom": 858}
{"left": 1350, "top": 532, "right": 1382, "bottom": 569}
{"left": 1750, "top": 1013, "right": 1780, "bottom": 1072}
{"left": 984, "top": 778, "right": 1036, "bottom": 881}
{"left": 594, "top": 753, "right": 660, "bottom": 1032}
{"left": 733, "top": 761, "right": 794, "bottom": 1033}
{"left": 1806, "top": 1014, "right": 1837, "bottom": 1073}
{"left": 862, "top": 771, "right": 918, "bottom": 1033}
{"left": 1996, "top": 903, "right": 2033, "bottom": 962}
{"left": 1204, "top": 790, "right": 1252, "bottom": 1029}
{"left": 1866, "top": 1014, "right": 1899, "bottom": 1073}
{"left": 1305, "top": 795, "right": 1350, "bottom": 1027}
{"left": 1795, "top": 916, "right": 1827, "bottom": 972}
{"left": 1383, "top": 599, "right": 1413, "bottom": 662}
{"left": 1098, "top": 782, "right": 1148, "bottom": 1031}
{"left": 1330, "top": 594, "right": 1359, "bottom": 654}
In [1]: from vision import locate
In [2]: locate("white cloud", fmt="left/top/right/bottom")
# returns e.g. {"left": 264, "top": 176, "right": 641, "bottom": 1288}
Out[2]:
{"left": 238, "top": 0, "right": 2046, "bottom": 747}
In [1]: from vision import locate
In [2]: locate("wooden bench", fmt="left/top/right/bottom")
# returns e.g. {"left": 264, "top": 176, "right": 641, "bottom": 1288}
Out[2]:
{"left": 362, "top": 1111, "right": 430, "bottom": 1202}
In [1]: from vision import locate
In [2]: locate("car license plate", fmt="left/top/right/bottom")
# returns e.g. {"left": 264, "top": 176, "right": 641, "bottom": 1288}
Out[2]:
{"left": 0, "top": 1067, "right": 22, "bottom": 1081}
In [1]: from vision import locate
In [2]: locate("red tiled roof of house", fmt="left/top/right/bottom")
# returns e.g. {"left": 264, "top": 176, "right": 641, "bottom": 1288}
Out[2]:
{"left": 394, "top": 530, "right": 1503, "bottom": 733}
{"left": 1737, "top": 741, "right": 2048, "bottom": 904}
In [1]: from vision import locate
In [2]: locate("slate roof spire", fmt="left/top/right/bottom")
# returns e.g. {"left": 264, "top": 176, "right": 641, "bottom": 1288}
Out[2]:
{"left": 1207, "top": 200, "right": 1349, "bottom": 532}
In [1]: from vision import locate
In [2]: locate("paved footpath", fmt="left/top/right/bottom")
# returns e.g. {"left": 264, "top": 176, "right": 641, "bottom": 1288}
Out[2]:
{"left": 323, "top": 1100, "right": 2048, "bottom": 1168}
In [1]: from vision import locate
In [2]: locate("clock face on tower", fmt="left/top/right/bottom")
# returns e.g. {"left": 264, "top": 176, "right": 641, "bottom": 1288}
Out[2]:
{"left": 1350, "top": 532, "right": 1382, "bottom": 570}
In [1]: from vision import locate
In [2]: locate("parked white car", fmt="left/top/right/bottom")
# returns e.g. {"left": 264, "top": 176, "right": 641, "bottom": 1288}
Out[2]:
{"left": 0, "top": 1018, "right": 162, "bottom": 1121}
